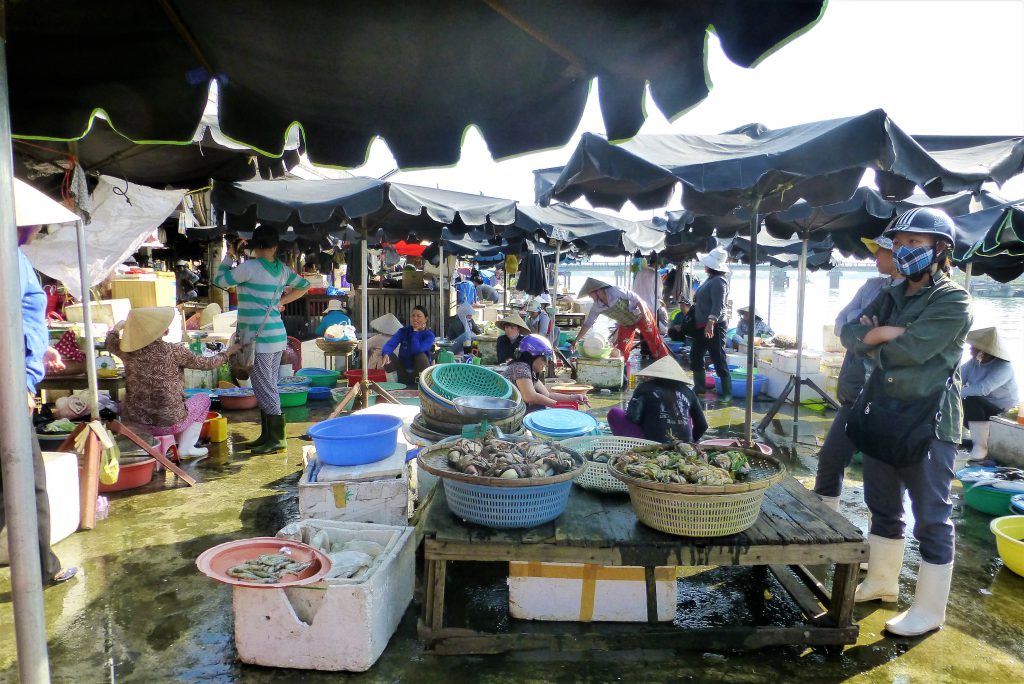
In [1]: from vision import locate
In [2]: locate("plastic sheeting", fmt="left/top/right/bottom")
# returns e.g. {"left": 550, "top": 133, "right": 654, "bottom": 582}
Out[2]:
{"left": 22, "top": 176, "right": 185, "bottom": 298}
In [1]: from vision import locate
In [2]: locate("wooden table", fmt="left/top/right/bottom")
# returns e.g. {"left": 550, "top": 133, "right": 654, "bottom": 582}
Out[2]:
{"left": 419, "top": 476, "right": 866, "bottom": 655}
{"left": 38, "top": 374, "right": 127, "bottom": 399}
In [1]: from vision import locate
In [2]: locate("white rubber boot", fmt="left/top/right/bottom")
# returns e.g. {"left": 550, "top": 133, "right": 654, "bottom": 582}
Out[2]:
{"left": 885, "top": 561, "right": 954, "bottom": 636}
{"left": 855, "top": 534, "right": 904, "bottom": 602}
{"left": 968, "top": 421, "right": 990, "bottom": 460}
{"left": 818, "top": 495, "right": 840, "bottom": 512}
{"left": 175, "top": 422, "right": 208, "bottom": 458}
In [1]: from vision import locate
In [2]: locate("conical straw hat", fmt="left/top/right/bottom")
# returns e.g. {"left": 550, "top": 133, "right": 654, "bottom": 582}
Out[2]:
{"left": 370, "top": 313, "right": 403, "bottom": 336}
{"left": 498, "top": 312, "right": 531, "bottom": 334}
{"left": 199, "top": 303, "right": 221, "bottom": 327}
{"left": 121, "top": 307, "right": 176, "bottom": 352}
{"left": 578, "top": 277, "right": 611, "bottom": 297}
{"left": 635, "top": 355, "right": 694, "bottom": 385}
{"left": 966, "top": 327, "right": 1013, "bottom": 361}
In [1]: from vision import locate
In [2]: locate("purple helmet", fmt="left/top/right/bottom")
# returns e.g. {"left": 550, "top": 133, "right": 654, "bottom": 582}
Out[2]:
{"left": 519, "top": 334, "right": 553, "bottom": 357}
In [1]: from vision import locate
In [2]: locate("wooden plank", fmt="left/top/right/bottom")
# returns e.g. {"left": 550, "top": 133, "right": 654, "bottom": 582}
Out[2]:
{"left": 644, "top": 566, "right": 658, "bottom": 624}
{"left": 791, "top": 564, "right": 834, "bottom": 605}
{"left": 553, "top": 488, "right": 613, "bottom": 548}
{"left": 827, "top": 563, "right": 859, "bottom": 628}
{"left": 422, "top": 624, "right": 859, "bottom": 655}
{"left": 779, "top": 477, "right": 865, "bottom": 543}
{"left": 429, "top": 560, "right": 447, "bottom": 631}
{"left": 773, "top": 479, "right": 850, "bottom": 543}
{"left": 768, "top": 565, "right": 827, "bottom": 624}
{"left": 425, "top": 537, "right": 868, "bottom": 566}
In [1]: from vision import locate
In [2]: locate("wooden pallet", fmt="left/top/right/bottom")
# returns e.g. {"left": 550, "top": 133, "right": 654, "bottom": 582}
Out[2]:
{"left": 418, "top": 476, "right": 866, "bottom": 654}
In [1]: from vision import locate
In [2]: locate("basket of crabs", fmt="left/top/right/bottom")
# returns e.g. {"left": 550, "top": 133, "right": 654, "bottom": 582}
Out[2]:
{"left": 417, "top": 430, "right": 586, "bottom": 529}
{"left": 608, "top": 440, "right": 787, "bottom": 537}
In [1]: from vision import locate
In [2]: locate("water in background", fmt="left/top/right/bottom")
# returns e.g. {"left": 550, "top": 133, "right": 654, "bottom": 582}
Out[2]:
{"left": 563, "top": 265, "right": 1024, "bottom": 380}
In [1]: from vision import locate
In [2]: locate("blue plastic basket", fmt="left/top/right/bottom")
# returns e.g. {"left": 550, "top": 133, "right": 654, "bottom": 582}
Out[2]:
{"left": 715, "top": 373, "right": 768, "bottom": 397}
{"left": 442, "top": 478, "right": 573, "bottom": 528}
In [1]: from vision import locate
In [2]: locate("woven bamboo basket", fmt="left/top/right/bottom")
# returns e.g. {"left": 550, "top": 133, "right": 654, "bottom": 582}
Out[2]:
{"left": 315, "top": 338, "right": 358, "bottom": 355}
{"left": 608, "top": 445, "right": 787, "bottom": 537}
{"left": 558, "top": 435, "right": 660, "bottom": 494}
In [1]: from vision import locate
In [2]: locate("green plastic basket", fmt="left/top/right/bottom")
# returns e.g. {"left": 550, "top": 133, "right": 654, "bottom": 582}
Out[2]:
{"left": 428, "top": 363, "right": 513, "bottom": 401}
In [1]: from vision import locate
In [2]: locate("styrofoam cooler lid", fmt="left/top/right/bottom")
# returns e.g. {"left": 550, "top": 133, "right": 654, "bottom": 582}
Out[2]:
{"left": 524, "top": 408, "right": 598, "bottom": 437}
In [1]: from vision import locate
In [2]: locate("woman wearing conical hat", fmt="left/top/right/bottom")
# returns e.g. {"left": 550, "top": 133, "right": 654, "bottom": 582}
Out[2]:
{"left": 496, "top": 312, "right": 531, "bottom": 364}
{"left": 606, "top": 356, "right": 707, "bottom": 443}
{"left": 571, "top": 277, "right": 670, "bottom": 362}
{"left": 107, "top": 307, "right": 239, "bottom": 458}
{"left": 961, "top": 326, "right": 1019, "bottom": 460}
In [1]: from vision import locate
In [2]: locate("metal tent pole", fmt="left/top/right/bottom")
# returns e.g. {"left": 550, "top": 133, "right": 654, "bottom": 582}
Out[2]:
{"left": 360, "top": 225, "right": 370, "bottom": 385}
{"left": 550, "top": 241, "right": 561, "bottom": 345}
{"left": 963, "top": 261, "right": 973, "bottom": 293}
{"left": 0, "top": 39, "right": 52, "bottom": 684}
{"left": 438, "top": 241, "right": 445, "bottom": 336}
{"left": 766, "top": 263, "right": 773, "bottom": 328}
{"left": 74, "top": 220, "right": 101, "bottom": 419}
{"left": 791, "top": 236, "right": 809, "bottom": 442}
{"left": 743, "top": 198, "right": 762, "bottom": 444}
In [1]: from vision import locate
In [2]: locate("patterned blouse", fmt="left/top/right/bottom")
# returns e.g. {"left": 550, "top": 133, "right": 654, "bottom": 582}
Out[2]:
{"left": 502, "top": 361, "right": 537, "bottom": 386}
{"left": 106, "top": 331, "right": 228, "bottom": 428}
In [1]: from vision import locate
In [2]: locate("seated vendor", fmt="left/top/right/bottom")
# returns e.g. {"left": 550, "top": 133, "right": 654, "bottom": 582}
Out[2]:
{"left": 607, "top": 356, "right": 708, "bottom": 443}
{"left": 523, "top": 298, "right": 551, "bottom": 337}
{"left": 446, "top": 303, "right": 481, "bottom": 354}
{"left": 729, "top": 306, "right": 773, "bottom": 349}
{"left": 496, "top": 313, "right": 531, "bottom": 364}
{"left": 502, "top": 334, "right": 588, "bottom": 412}
{"left": 367, "top": 313, "right": 404, "bottom": 370}
{"left": 667, "top": 297, "right": 694, "bottom": 342}
{"left": 474, "top": 275, "right": 501, "bottom": 303}
{"left": 381, "top": 305, "right": 435, "bottom": 386}
{"left": 106, "top": 307, "right": 238, "bottom": 458}
{"left": 961, "top": 327, "right": 1020, "bottom": 459}
{"left": 315, "top": 299, "right": 351, "bottom": 337}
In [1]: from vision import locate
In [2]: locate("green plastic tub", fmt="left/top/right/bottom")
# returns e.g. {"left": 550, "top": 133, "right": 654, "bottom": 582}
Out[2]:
{"left": 296, "top": 367, "right": 341, "bottom": 388}
{"left": 964, "top": 485, "right": 1018, "bottom": 516}
{"left": 279, "top": 387, "right": 309, "bottom": 407}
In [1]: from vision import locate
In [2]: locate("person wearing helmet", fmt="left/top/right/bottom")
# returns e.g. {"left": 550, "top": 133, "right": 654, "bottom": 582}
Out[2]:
{"left": 840, "top": 207, "right": 971, "bottom": 638}
{"left": 175, "top": 258, "right": 201, "bottom": 301}
{"left": 502, "top": 334, "right": 588, "bottom": 412}
{"left": 813, "top": 235, "right": 903, "bottom": 512}
{"left": 571, "top": 278, "right": 670, "bottom": 362}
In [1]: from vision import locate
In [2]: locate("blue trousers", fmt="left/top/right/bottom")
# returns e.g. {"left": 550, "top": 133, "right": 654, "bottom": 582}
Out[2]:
{"left": 862, "top": 439, "right": 956, "bottom": 565}
{"left": 813, "top": 404, "right": 856, "bottom": 497}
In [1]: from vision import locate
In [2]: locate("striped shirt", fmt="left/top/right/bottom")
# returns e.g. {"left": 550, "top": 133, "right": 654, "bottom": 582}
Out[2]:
{"left": 213, "top": 256, "right": 309, "bottom": 353}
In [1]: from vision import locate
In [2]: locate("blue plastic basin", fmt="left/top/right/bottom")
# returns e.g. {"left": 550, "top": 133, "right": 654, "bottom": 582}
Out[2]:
{"left": 715, "top": 373, "right": 768, "bottom": 397}
{"left": 307, "top": 414, "right": 403, "bottom": 466}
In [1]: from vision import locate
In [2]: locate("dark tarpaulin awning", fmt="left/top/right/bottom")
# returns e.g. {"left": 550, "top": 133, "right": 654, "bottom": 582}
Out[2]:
{"left": 212, "top": 178, "right": 518, "bottom": 241}
{"left": 952, "top": 200, "right": 1024, "bottom": 283}
{"left": 546, "top": 111, "right": 1024, "bottom": 214}
{"left": 7, "top": 1, "right": 826, "bottom": 169}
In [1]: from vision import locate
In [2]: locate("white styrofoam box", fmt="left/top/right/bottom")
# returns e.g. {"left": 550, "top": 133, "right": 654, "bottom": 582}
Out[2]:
{"left": 301, "top": 339, "right": 326, "bottom": 369}
{"left": 804, "top": 372, "right": 827, "bottom": 390}
{"left": 184, "top": 368, "right": 218, "bottom": 389}
{"left": 823, "top": 324, "right": 844, "bottom": 353}
{"left": 508, "top": 562, "right": 676, "bottom": 622}
{"left": 726, "top": 352, "right": 747, "bottom": 368}
{"left": 989, "top": 417, "right": 1024, "bottom": 468}
{"left": 824, "top": 376, "right": 840, "bottom": 405}
{"left": 0, "top": 451, "right": 80, "bottom": 565}
{"left": 754, "top": 347, "right": 776, "bottom": 367}
{"left": 213, "top": 310, "right": 238, "bottom": 334}
{"left": 299, "top": 444, "right": 410, "bottom": 525}
{"left": 761, "top": 364, "right": 793, "bottom": 400}
{"left": 772, "top": 350, "right": 821, "bottom": 374}
{"left": 576, "top": 356, "right": 624, "bottom": 390}
{"left": 820, "top": 357, "right": 844, "bottom": 378}
{"left": 233, "top": 521, "right": 415, "bottom": 672}
{"left": 65, "top": 298, "right": 133, "bottom": 327}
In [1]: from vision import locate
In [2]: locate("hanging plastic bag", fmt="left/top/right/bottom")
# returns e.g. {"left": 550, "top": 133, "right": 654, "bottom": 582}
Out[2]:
{"left": 99, "top": 441, "right": 120, "bottom": 485}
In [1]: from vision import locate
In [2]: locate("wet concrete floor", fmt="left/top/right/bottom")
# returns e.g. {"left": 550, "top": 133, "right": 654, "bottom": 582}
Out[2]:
{"left": 1, "top": 387, "right": 1022, "bottom": 682}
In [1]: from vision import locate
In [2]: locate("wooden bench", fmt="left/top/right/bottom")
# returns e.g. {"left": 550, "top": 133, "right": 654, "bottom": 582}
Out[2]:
{"left": 418, "top": 476, "right": 867, "bottom": 655}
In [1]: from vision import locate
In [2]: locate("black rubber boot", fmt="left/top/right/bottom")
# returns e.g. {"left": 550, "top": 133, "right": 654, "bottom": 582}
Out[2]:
{"left": 251, "top": 414, "right": 287, "bottom": 454}
{"left": 719, "top": 374, "right": 733, "bottom": 401}
{"left": 241, "top": 411, "right": 269, "bottom": 449}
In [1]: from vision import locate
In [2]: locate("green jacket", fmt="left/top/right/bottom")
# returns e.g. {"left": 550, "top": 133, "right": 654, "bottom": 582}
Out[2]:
{"left": 840, "top": 272, "right": 972, "bottom": 444}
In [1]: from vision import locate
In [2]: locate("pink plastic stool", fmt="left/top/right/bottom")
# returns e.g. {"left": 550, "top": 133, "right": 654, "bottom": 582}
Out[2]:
{"left": 151, "top": 434, "right": 178, "bottom": 471}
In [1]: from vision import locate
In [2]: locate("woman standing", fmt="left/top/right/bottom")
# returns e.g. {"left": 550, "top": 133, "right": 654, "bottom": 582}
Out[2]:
{"left": 689, "top": 248, "right": 731, "bottom": 398}
{"left": 214, "top": 227, "right": 310, "bottom": 454}
{"left": 107, "top": 307, "right": 238, "bottom": 457}
{"left": 813, "top": 236, "right": 902, "bottom": 509}
{"left": 381, "top": 305, "right": 435, "bottom": 386}
{"left": 841, "top": 208, "right": 971, "bottom": 637}
{"left": 961, "top": 327, "right": 1019, "bottom": 459}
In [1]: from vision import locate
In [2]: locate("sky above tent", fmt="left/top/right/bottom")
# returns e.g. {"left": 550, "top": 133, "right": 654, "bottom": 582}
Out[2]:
{"left": 333, "top": 0, "right": 1024, "bottom": 218}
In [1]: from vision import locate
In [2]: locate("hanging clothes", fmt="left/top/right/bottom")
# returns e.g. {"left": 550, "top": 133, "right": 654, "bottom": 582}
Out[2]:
{"left": 345, "top": 243, "right": 362, "bottom": 286}
{"left": 631, "top": 267, "right": 659, "bottom": 313}
{"left": 515, "top": 252, "right": 548, "bottom": 296}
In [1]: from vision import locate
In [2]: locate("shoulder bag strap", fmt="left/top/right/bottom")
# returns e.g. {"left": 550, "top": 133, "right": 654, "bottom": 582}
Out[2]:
{"left": 251, "top": 267, "right": 290, "bottom": 342}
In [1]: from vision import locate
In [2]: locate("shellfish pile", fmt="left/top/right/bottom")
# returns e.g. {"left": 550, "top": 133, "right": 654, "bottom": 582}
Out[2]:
{"left": 227, "top": 554, "right": 312, "bottom": 583}
{"left": 613, "top": 442, "right": 751, "bottom": 486}
{"left": 445, "top": 436, "right": 580, "bottom": 479}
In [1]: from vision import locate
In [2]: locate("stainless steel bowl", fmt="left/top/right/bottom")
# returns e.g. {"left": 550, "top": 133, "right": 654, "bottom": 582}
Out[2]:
{"left": 452, "top": 396, "right": 519, "bottom": 421}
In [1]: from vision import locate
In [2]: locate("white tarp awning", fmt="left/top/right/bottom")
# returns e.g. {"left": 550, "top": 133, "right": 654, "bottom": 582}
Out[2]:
{"left": 22, "top": 176, "right": 185, "bottom": 299}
